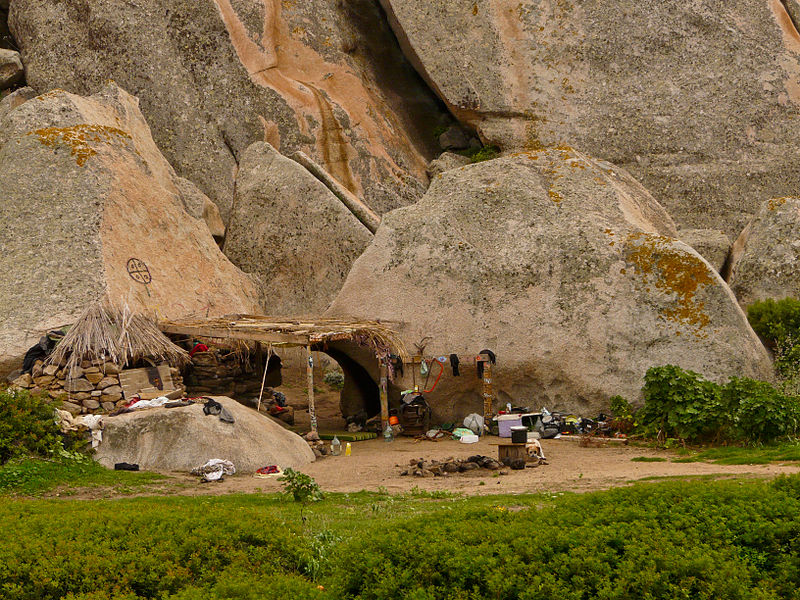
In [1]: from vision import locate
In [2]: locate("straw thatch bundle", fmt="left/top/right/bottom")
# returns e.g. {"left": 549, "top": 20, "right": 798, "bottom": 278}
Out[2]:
{"left": 46, "top": 302, "right": 190, "bottom": 370}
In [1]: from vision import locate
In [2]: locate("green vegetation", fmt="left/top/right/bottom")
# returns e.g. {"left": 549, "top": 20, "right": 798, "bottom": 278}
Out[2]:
{"left": 748, "top": 298, "right": 800, "bottom": 391}
{"left": 0, "top": 387, "right": 78, "bottom": 464}
{"left": 672, "top": 443, "right": 800, "bottom": 465}
{"left": 630, "top": 456, "right": 667, "bottom": 462}
{"left": 3, "top": 478, "right": 800, "bottom": 598}
{"left": 458, "top": 144, "right": 501, "bottom": 163}
{"left": 638, "top": 365, "right": 800, "bottom": 444}
{"left": 0, "top": 457, "right": 163, "bottom": 496}
{"left": 322, "top": 368, "right": 344, "bottom": 390}
{"left": 747, "top": 297, "right": 800, "bottom": 347}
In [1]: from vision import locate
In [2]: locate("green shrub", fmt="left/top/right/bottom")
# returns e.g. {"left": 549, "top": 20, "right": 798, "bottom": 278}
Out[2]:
{"left": 725, "top": 377, "right": 800, "bottom": 442}
{"left": 279, "top": 468, "right": 323, "bottom": 504}
{"left": 458, "top": 145, "right": 500, "bottom": 163}
{"left": 639, "top": 365, "right": 728, "bottom": 442}
{"left": 609, "top": 395, "right": 633, "bottom": 418}
{"left": 0, "top": 495, "right": 322, "bottom": 600}
{"left": 328, "top": 477, "right": 800, "bottom": 599}
{"left": 323, "top": 369, "right": 345, "bottom": 390}
{"left": 747, "top": 298, "right": 800, "bottom": 344}
{"left": 747, "top": 298, "right": 800, "bottom": 385}
{"left": 0, "top": 387, "right": 72, "bottom": 464}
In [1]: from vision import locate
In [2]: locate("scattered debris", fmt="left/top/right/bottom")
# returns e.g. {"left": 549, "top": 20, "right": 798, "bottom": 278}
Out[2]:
{"left": 401, "top": 455, "right": 513, "bottom": 477}
{"left": 191, "top": 458, "right": 235, "bottom": 482}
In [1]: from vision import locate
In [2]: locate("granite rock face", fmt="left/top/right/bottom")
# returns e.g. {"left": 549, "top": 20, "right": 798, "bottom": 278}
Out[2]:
{"left": 224, "top": 142, "right": 373, "bottom": 314}
{"left": 0, "top": 85, "right": 37, "bottom": 122}
{"left": 0, "top": 48, "right": 22, "bottom": 89}
{"left": 728, "top": 197, "right": 800, "bottom": 307}
{"left": 379, "top": 0, "right": 800, "bottom": 236}
{"left": 9, "top": 0, "right": 447, "bottom": 219}
{"left": 328, "top": 150, "right": 773, "bottom": 418}
{"left": 679, "top": 229, "right": 731, "bottom": 274}
{"left": 94, "top": 396, "right": 315, "bottom": 472}
{"left": 0, "top": 84, "right": 260, "bottom": 377}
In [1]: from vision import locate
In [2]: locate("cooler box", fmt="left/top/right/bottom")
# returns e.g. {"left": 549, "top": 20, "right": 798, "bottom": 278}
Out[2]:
{"left": 496, "top": 414, "right": 523, "bottom": 437}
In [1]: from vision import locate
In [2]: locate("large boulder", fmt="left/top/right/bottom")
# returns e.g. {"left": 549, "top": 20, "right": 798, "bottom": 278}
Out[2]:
{"left": 728, "top": 197, "right": 800, "bottom": 307}
{"left": 379, "top": 0, "right": 800, "bottom": 236}
{"left": 678, "top": 229, "right": 731, "bottom": 274}
{"left": 0, "top": 48, "right": 22, "bottom": 89}
{"left": 224, "top": 142, "right": 372, "bottom": 314}
{"left": 94, "top": 397, "right": 314, "bottom": 472}
{"left": 0, "top": 84, "right": 260, "bottom": 377}
{"left": 328, "top": 150, "right": 773, "bottom": 418}
{"left": 9, "top": 0, "right": 446, "bottom": 219}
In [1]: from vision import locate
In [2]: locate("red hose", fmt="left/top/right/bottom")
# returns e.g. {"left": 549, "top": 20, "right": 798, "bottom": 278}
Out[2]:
{"left": 423, "top": 358, "right": 445, "bottom": 393}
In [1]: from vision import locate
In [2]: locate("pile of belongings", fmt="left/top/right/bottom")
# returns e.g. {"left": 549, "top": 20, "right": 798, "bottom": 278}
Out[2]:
{"left": 56, "top": 409, "right": 104, "bottom": 448}
{"left": 191, "top": 458, "right": 235, "bottom": 482}
{"left": 537, "top": 410, "right": 612, "bottom": 437}
{"left": 254, "top": 465, "right": 283, "bottom": 479}
{"left": 202, "top": 397, "right": 235, "bottom": 423}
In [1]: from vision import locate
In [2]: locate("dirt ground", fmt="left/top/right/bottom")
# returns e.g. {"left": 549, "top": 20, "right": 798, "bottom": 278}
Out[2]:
{"left": 151, "top": 436, "right": 800, "bottom": 498}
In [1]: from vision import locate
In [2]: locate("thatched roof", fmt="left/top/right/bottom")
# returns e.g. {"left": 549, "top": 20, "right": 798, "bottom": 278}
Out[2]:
{"left": 160, "top": 315, "right": 409, "bottom": 362}
{"left": 46, "top": 303, "right": 190, "bottom": 370}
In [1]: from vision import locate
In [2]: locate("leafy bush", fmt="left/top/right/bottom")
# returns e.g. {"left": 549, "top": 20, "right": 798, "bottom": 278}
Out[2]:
{"left": 0, "top": 495, "right": 323, "bottom": 600}
{"left": 5, "top": 479, "right": 800, "bottom": 599}
{"left": 323, "top": 369, "right": 345, "bottom": 390}
{"left": 639, "top": 365, "right": 728, "bottom": 442}
{"left": 747, "top": 298, "right": 800, "bottom": 344}
{"left": 747, "top": 298, "right": 800, "bottom": 385}
{"left": 638, "top": 366, "right": 800, "bottom": 444}
{"left": 279, "top": 468, "right": 323, "bottom": 504}
{"left": 725, "top": 377, "right": 800, "bottom": 442}
{"left": 609, "top": 395, "right": 633, "bottom": 418}
{"left": 0, "top": 387, "right": 73, "bottom": 464}
{"left": 329, "top": 477, "right": 800, "bottom": 599}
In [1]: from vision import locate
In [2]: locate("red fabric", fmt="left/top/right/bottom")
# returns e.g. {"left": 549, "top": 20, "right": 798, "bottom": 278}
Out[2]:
{"left": 189, "top": 343, "right": 209, "bottom": 357}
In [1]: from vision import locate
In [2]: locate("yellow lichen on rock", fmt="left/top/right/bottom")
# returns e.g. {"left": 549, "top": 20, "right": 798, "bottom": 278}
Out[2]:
{"left": 624, "top": 232, "right": 714, "bottom": 334}
{"left": 767, "top": 197, "right": 792, "bottom": 210}
{"left": 29, "top": 125, "right": 132, "bottom": 166}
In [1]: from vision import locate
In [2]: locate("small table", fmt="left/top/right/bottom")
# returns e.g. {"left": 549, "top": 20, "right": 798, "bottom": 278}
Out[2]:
{"left": 489, "top": 440, "right": 529, "bottom": 462}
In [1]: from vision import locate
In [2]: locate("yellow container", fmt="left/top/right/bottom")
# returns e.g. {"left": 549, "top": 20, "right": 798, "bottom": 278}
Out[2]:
{"left": 345, "top": 442, "right": 352, "bottom": 456}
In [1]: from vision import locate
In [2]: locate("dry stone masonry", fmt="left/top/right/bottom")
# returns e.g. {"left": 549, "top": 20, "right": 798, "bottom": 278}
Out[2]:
{"left": 11, "top": 360, "right": 183, "bottom": 416}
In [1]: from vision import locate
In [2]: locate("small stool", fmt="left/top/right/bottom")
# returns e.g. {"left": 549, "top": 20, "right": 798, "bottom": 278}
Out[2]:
{"left": 490, "top": 440, "right": 529, "bottom": 462}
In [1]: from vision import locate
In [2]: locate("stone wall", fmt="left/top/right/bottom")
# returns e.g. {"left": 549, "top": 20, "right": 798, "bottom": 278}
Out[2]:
{"left": 10, "top": 360, "right": 183, "bottom": 415}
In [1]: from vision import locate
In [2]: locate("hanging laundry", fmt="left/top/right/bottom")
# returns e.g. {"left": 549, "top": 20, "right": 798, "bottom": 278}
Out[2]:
{"left": 449, "top": 353, "right": 460, "bottom": 376}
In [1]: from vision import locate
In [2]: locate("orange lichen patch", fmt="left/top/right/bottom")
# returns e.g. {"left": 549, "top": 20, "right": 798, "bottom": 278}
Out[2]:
{"left": 548, "top": 189, "right": 562, "bottom": 203}
{"left": 768, "top": 197, "right": 793, "bottom": 210}
{"left": 29, "top": 124, "right": 133, "bottom": 166}
{"left": 624, "top": 232, "right": 714, "bottom": 334}
{"left": 35, "top": 89, "right": 68, "bottom": 102}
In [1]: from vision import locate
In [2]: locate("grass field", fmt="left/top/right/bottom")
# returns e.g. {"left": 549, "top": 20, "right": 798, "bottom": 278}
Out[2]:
{"left": 671, "top": 443, "right": 800, "bottom": 465}
{"left": 2, "top": 460, "right": 800, "bottom": 599}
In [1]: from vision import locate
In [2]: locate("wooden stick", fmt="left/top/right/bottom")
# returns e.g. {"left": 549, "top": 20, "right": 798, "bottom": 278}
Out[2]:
{"left": 379, "top": 361, "right": 389, "bottom": 430}
{"left": 256, "top": 343, "right": 272, "bottom": 413}
{"left": 307, "top": 344, "right": 318, "bottom": 436}
{"left": 482, "top": 360, "right": 494, "bottom": 434}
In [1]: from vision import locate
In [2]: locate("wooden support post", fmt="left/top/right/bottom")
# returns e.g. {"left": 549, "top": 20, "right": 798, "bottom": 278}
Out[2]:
{"left": 379, "top": 361, "right": 389, "bottom": 431}
{"left": 482, "top": 360, "right": 494, "bottom": 434}
{"left": 307, "top": 344, "right": 318, "bottom": 437}
{"left": 256, "top": 343, "right": 272, "bottom": 413}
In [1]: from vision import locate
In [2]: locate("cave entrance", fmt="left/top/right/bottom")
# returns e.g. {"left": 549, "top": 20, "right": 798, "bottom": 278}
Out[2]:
{"left": 160, "top": 315, "right": 407, "bottom": 436}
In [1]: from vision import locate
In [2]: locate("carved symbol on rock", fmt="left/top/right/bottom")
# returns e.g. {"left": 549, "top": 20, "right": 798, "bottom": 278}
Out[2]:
{"left": 126, "top": 258, "right": 152, "bottom": 285}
